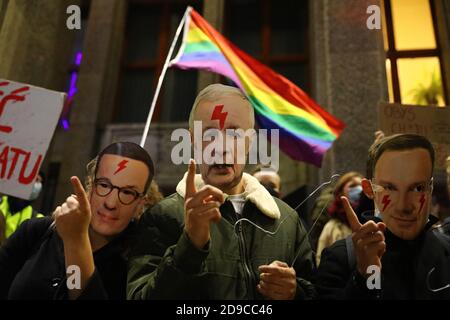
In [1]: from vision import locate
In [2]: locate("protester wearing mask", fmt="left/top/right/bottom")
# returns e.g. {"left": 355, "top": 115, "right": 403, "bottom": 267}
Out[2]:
{"left": 315, "top": 172, "right": 363, "bottom": 266}
{"left": 0, "top": 142, "right": 155, "bottom": 300}
{"left": 316, "top": 134, "right": 450, "bottom": 300}
{"left": 127, "top": 84, "right": 315, "bottom": 300}
{"left": 0, "top": 172, "right": 45, "bottom": 239}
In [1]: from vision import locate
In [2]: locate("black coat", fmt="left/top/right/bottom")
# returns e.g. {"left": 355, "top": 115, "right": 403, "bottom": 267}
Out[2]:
{"left": 315, "top": 216, "right": 450, "bottom": 299}
{"left": 0, "top": 217, "right": 133, "bottom": 300}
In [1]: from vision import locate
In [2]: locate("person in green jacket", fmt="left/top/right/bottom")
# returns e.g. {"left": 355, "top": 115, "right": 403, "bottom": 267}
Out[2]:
{"left": 127, "top": 84, "right": 315, "bottom": 300}
{"left": 0, "top": 172, "right": 44, "bottom": 239}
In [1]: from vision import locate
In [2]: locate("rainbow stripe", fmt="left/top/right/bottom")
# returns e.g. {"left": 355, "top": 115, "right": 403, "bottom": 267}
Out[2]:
{"left": 170, "top": 7, "right": 345, "bottom": 166}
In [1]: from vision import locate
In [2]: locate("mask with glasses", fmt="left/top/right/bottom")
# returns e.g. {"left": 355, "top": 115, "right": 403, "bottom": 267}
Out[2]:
{"left": 94, "top": 178, "right": 144, "bottom": 205}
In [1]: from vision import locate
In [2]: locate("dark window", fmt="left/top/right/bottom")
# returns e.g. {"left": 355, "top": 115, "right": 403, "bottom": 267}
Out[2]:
{"left": 225, "top": 0, "right": 310, "bottom": 92}
{"left": 116, "top": 1, "right": 203, "bottom": 124}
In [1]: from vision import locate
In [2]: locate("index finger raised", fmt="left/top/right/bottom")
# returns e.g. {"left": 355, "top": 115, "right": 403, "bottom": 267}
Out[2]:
{"left": 70, "top": 176, "right": 89, "bottom": 212}
{"left": 185, "top": 159, "right": 197, "bottom": 199}
{"left": 341, "top": 196, "right": 362, "bottom": 232}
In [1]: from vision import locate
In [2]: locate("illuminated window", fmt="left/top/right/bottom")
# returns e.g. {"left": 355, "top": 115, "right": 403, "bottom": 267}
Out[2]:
{"left": 383, "top": 0, "right": 447, "bottom": 106}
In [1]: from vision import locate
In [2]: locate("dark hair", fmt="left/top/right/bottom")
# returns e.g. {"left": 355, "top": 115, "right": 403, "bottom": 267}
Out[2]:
{"left": 95, "top": 142, "right": 155, "bottom": 193}
{"left": 366, "top": 134, "right": 435, "bottom": 179}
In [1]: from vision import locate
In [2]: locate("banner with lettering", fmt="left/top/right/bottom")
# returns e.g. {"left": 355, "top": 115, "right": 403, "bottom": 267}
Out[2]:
{"left": 379, "top": 102, "right": 450, "bottom": 169}
{"left": 0, "top": 79, "right": 65, "bottom": 199}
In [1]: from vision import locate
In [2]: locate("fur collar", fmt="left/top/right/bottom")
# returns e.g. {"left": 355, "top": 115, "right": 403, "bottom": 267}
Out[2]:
{"left": 176, "top": 172, "right": 280, "bottom": 219}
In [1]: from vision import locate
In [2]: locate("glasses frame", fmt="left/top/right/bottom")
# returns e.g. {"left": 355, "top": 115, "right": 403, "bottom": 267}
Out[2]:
{"left": 93, "top": 177, "right": 144, "bottom": 205}
{"left": 370, "top": 177, "right": 434, "bottom": 195}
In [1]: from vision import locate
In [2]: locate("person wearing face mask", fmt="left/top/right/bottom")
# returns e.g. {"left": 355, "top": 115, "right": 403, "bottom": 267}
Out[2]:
{"left": 315, "top": 172, "right": 363, "bottom": 266}
{"left": 128, "top": 84, "right": 315, "bottom": 300}
{"left": 0, "top": 142, "right": 156, "bottom": 300}
{"left": 316, "top": 134, "right": 450, "bottom": 300}
{"left": 0, "top": 172, "right": 45, "bottom": 239}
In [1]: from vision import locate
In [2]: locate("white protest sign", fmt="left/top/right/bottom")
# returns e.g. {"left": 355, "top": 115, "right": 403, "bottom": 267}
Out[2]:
{"left": 0, "top": 79, "right": 65, "bottom": 199}
{"left": 378, "top": 102, "right": 450, "bottom": 169}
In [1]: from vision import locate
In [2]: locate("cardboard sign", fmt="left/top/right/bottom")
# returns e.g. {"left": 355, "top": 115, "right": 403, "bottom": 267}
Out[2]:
{"left": 379, "top": 102, "right": 450, "bottom": 169}
{"left": 0, "top": 79, "right": 65, "bottom": 199}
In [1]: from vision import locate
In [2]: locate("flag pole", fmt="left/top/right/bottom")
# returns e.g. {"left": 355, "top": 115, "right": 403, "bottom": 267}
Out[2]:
{"left": 140, "top": 6, "right": 191, "bottom": 147}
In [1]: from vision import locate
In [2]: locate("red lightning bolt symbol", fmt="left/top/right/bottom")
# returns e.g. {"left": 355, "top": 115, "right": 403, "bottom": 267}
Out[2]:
{"left": 382, "top": 195, "right": 391, "bottom": 211}
{"left": 211, "top": 104, "right": 228, "bottom": 130}
{"left": 114, "top": 159, "right": 129, "bottom": 175}
{"left": 419, "top": 194, "right": 426, "bottom": 213}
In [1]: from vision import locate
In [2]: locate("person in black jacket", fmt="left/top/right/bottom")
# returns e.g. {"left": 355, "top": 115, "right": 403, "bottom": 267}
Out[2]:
{"left": 0, "top": 141, "right": 155, "bottom": 300}
{"left": 316, "top": 134, "right": 450, "bottom": 299}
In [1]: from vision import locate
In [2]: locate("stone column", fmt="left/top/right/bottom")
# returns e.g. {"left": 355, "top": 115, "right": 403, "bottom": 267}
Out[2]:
{"left": 0, "top": 0, "right": 9, "bottom": 31}
{"left": 197, "top": 0, "right": 225, "bottom": 91}
{"left": 0, "top": 0, "right": 79, "bottom": 211}
{"left": 55, "top": 0, "right": 127, "bottom": 204}
{"left": 0, "top": 0, "right": 78, "bottom": 91}
{"left": 310, "top": 0, "right": 388, "bottom": 179}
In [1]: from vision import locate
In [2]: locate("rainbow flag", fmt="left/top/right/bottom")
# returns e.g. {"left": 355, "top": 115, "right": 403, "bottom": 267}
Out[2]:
{"left": 170, "top": 7, "right": 345, "bottom": 167}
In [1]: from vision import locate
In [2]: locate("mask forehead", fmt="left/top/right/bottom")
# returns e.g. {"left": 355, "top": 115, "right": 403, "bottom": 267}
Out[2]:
{"left": 374, "top": 149, "right": 432, "bottom": 187}
{"left": 97, "top": 154, "right": 149, "bottom": 192}
{"left": 196, "top": 96, "right": 253, "bottom": 130}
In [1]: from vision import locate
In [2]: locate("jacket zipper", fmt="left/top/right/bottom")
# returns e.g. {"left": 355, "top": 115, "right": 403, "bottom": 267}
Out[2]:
{"left": 237, "top": 222, "right": 257, "bottom": 299}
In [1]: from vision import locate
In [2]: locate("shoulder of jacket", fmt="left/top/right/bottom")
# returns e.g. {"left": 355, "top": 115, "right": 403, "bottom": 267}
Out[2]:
{"left": 140, "top": 193, "right": 184, "bottom": 225}
{"left": 430, "top": 227, "right": 450, "bottom": 252}
{"left": 272, "top": 197, "right": 299, "bottom": 219}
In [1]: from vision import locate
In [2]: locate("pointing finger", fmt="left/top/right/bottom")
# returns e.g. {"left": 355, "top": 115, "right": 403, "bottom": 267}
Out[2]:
{"left": 185, "top": 159, "right": 197, "bottom": 199}
{"left": 70, "top": 176, "right": 89, "bottom": 213}
{"left": 341, "top": 196, "right": 362, "bottom": 232}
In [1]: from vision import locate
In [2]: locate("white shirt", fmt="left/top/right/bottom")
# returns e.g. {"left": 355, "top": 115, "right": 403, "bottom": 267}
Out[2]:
{"left": 228, "top": 193, "right": 247, "bottom": 215}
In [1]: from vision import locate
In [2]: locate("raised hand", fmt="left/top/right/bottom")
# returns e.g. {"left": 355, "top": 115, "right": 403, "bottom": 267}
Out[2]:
{"left": 53, "top": 177, "right": 95, "bottom": 299}
{"left": 54, "top": 176, "right": 92, "bottom": 242}
{"left": 184, "top": 159, "right": 224, "bottom": 249}
{"left": 342, "top": 196, "right": 386, "bottom": 277}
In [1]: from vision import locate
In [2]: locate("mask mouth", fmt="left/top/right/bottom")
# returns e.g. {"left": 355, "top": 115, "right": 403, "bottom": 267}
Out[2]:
{"left": 392, "top": 215, "right": 417, "bottom": 222}
{"left": 210, "top": 163, "right": 233, "bottom": 170}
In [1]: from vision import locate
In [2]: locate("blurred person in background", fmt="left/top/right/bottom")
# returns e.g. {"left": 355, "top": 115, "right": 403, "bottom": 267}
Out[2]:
{"left": 316, "top": 172, "right": 363, "bottom": 266}
{"left": 0, "top": 172, "right": 45, "bottom": 239}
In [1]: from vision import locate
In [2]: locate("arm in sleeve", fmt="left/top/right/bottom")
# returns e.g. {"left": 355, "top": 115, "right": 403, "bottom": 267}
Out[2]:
{"left": 315, "top": 240, "right": 380, "bottom": 300}
{"left": 0, "top": 217, "right": 52, "bottom": 299}
{"left": 127, "top": 202, "right": 209, "bottom": 300}
{"left": 292, "top": 214, "right": 317, "bottom": 300}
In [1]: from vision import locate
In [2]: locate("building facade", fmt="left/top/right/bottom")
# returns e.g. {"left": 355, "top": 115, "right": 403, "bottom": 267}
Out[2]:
{"left": 0, "top": 0, "right": 448, "bottom": 213}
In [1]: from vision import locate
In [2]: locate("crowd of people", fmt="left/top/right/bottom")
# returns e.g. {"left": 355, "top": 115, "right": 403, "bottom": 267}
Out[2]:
{"left": 1, "top": 83, "right": 449, "bottom": 300}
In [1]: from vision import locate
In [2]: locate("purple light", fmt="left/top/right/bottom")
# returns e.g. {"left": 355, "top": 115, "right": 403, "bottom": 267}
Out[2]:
{"left": 75, "top": 52, "right": 82, "bottom": 66}
{"left": 68, "top": 72, "right": 78, "bottom": 98}
{"left": 61, "top": 52, "right": 83, "bottom": 130}
{"left": 62, "top": 119, "right": 69, "bottom": 130}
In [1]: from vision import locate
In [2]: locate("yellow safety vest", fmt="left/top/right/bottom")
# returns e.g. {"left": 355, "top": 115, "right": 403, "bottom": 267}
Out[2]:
{"left": 0, "top": 196, "right": 44, "bottom": 238}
